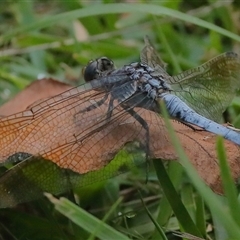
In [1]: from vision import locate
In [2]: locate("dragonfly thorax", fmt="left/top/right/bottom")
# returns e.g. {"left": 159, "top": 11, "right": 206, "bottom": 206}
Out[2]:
{"left": 126, "top": 62, "right": 172, "bottom": 99}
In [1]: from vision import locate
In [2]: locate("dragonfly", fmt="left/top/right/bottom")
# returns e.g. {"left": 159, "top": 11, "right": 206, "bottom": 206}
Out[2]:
{"left": 83, "top": 37, "right": 240, "bottom": 145}
{"left": 0, "top": 36, "right": 240, "bottom": 208}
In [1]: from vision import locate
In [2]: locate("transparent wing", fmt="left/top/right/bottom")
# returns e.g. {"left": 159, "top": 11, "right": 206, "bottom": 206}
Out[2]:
{"left": 140, "top": 36, "right": 170, "bottom": 78}
{"left": 0, "top": 71, "right": 168, "bottom": 207}
{"left": 140, "top": 35, "right": 240, "bottom": 122}
{"left": 170, "top": 52, "right": 240, "bottom": 121}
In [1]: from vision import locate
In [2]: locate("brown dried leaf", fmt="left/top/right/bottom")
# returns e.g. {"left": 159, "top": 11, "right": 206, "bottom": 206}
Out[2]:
{"left": 0, "top": 78, "right": 71, "bottom": 116}
{"left": 0, "top": 79, "right": 239, "bottom": 194}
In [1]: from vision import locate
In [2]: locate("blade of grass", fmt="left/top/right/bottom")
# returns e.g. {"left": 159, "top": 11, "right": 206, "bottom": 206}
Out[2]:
{"left": 87, "top": 196, "right": 124, "bottom": 240}
{"left": 181, "top": 184, "right": 196, "bottom": 221}
{"left": 155, "top": 162, "right": 183, "bottom": 226}
{"left": 195, "top": 195, "right": 206, "bottom": 237}
{"left": 45, "top": 194, "right": 129, "bottom": 240}
{"left": 1, "top": 4, "right": 240, "bottom": 43}
{"left": 216, "top": 137, "right": 240, "bottom": 226}
{"left": 159, "top": 100, "right": 240, "bottom": 238}
{"left": 152, "top": 162, "right": 183, "bottom": 240}
{"left": 0, "top": 69, "right": 30, "bottom": 88}
{"left": 153, "top": 159, "right": 202, "bottom": 237}
{"left": 139, "top": 191, "right": 168, "bottom": 240}
{"left": 153, "top": 18, "right": 182, "bottom": 72}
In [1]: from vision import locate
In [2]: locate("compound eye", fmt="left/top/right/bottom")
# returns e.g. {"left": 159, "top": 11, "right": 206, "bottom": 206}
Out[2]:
{"left": 99, "top": 57, "right": 115, "bottom": 72}
{"left": 83, "top": 60, "right": 99, "bottom": 82}
{"left": 83, "top": 57, "right": 115, "bottom": 82}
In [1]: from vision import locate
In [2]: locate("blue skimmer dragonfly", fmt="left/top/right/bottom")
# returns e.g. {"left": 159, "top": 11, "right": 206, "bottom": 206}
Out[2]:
{"left": 84, "top": 36, "right": 240, "bottom": 145}
{"left": 0, "top": 36, "right": 239, "bottom": 207}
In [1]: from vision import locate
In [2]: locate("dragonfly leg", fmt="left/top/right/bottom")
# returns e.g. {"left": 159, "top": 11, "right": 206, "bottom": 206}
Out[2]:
{"left": 177, "top": 120, "right": 204, "bottom": 132}
{"left": 106, "top": 97, "right": 114, "bottom": 120}
{"left": 80, "top": 93, "right": 109, "bottom": 113}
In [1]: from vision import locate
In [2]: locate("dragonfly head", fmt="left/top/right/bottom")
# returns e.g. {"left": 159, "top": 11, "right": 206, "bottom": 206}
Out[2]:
{"left": 83, "top": 57, "right": 115, "bottom": 82}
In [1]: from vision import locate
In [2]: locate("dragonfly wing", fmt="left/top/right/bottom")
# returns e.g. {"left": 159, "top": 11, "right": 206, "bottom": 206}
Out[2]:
{"left": 0, "top": 140, "right": 146, "bottom": 208}
{"left": 0, "top": 157, "right": 72, "bottom": 208}
{"left": 141, "top": 36, "right": 171, "bottom": 79}
{"left": 0, "top": 71, "right": 168, "bottom": 206}
{"left": 170, "top": 52, "right": 240, "bottom": 122}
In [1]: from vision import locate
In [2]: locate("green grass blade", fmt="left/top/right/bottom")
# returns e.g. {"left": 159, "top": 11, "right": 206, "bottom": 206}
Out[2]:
{"left": 46, "top": 194, "right": 129, "bottom": 240}
{"left": 139, "top": 191, "right": 168, "bottom": 240}
{"left": 87, "top": 197, "right": 123, "bottom": 240}
{"left": 152, "top": 162, "right": 183, "bottom": 239}
{"left": 0, "top": 69, "right": 30, "bottom": 88}
{"left": 159, "top": 100, "right": 240, "bottom": 238}
{"left": 181, "top": 184, "right": 196, "bottom": 221}
{"left": 216, "top": 137, "right": 240, "bottom": 226}
{"left": 153, "top": 159, "right": 202, "bottom": 237}
{"left": 195, "top": 195, "right": 206, "bottom": 237}
{"left": 154, "top": 20, "right": 182, "bottom": 72}
{"left": 156, "top": 162, "right": 183, "bottom": 224}
{"left": 1, "top": 4, "right": 240, "bottom": 43}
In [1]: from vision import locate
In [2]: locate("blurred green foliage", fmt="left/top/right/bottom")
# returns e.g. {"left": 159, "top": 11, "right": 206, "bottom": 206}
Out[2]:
{"left": 0, "top": 1, "right": 240, "bottom": 239}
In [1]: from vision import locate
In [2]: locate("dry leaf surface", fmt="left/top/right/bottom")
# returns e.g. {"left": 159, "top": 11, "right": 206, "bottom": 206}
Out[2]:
{"left": 0, "top": 78, "right": 239, "bottom": 193}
